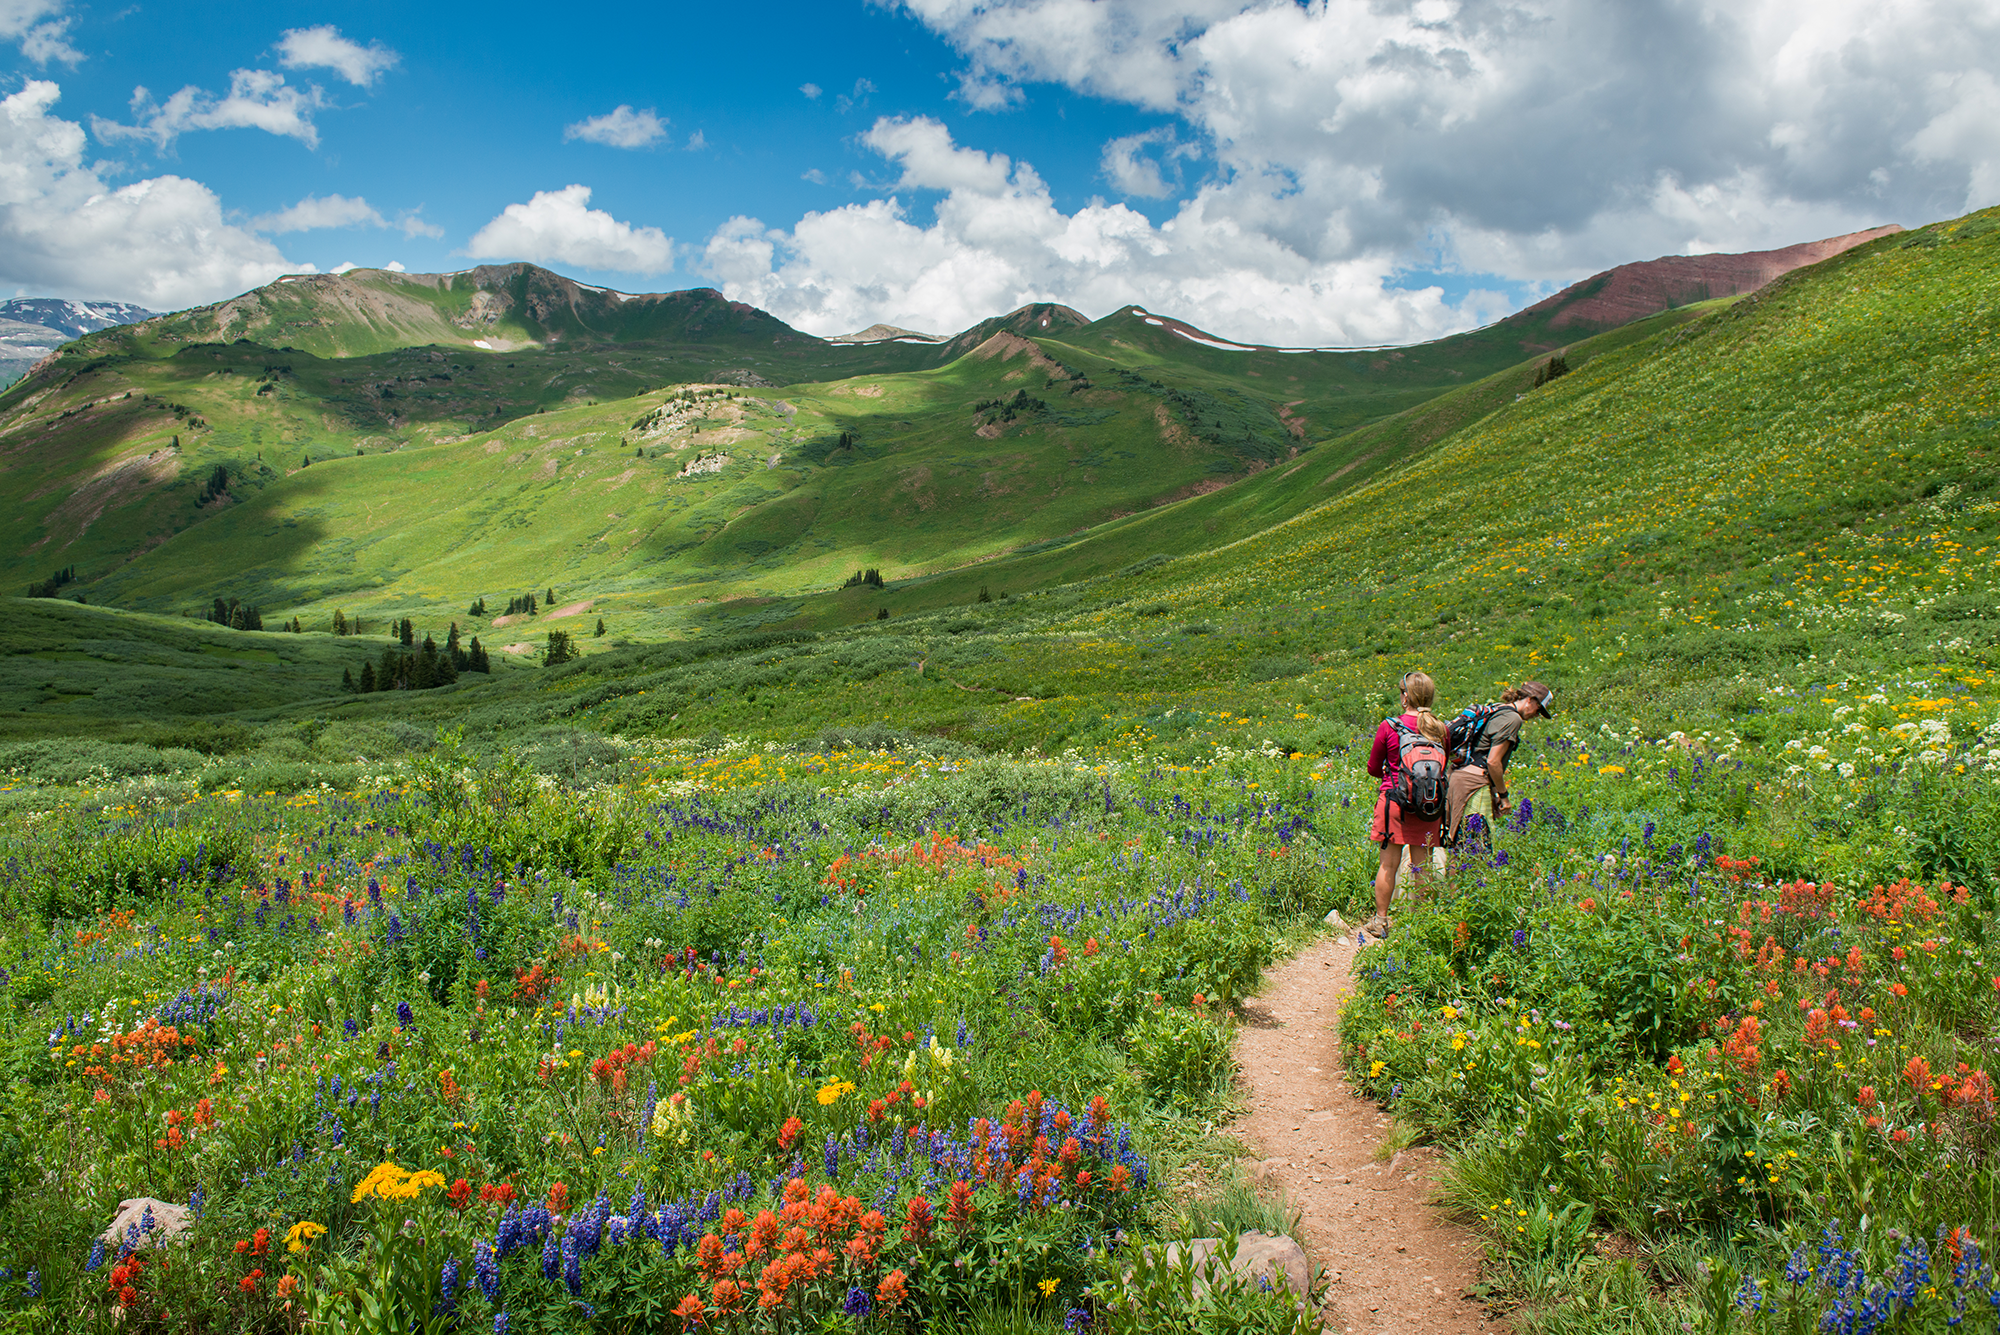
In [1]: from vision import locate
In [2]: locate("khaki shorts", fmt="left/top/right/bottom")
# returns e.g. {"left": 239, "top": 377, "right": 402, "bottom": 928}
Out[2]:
{"left": 1447, "top": 766, "right": 1496, "bottom": 843}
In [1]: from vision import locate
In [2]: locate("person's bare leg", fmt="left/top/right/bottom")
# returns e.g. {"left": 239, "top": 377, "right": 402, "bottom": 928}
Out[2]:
{"left": 1369, "top": 844, "right": 1401, "bottom": 936}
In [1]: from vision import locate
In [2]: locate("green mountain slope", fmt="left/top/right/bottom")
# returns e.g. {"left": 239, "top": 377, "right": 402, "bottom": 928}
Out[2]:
{"left": 1, "top": 228, "right": 1918, "bottom": 665}
{"left": 340, "top": 206, "right": 1993, "bottom": 753}
{"left": 2, "top": 209, "right": 1989, "bottom": 750}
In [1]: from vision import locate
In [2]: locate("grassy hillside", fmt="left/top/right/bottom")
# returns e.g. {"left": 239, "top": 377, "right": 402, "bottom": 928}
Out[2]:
{"left": 223, "top": 206, "right": 1992, "bottom": 758}
{"left": 0, "top": 597, "right": 421, "bottom": 725}
{"left": 2, "top": 260, "right": 1736, "bottom": 636}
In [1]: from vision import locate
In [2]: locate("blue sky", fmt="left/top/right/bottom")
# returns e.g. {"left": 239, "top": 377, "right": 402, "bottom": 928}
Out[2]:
{"left": 3, "top": 1, "right": 1995, "bottom": 345}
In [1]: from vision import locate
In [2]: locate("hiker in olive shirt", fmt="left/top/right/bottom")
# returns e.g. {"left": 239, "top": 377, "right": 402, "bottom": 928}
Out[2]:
{"left": 1445, "top": 681, "right": 1554, "bottom": 847}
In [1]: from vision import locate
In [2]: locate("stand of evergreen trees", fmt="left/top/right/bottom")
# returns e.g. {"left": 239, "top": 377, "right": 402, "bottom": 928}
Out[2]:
{"left": 343, "top": 622, "right": 489, "bottom": 693}
{"left": 1533, "top": 354, "right": 1571, "bottom": 388}
{"left": 196, "top": 465, "right": 230, "bottom": 505}
{"left": 25, "top": 566, "right": 77, "bottom": 598}
{"left": 207, "top": 597, "right": 263, "bottom": 630}
{"left": 842, "top": 568, "right": 885, "bottom": 589}
{"left": 481, "top": 589, "right": 562, "bottom": 617}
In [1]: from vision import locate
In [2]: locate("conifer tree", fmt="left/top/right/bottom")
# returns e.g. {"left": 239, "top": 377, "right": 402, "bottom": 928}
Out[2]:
{"left": 544, "top": 630, "right": 577, "bottom": 667}
{"left": 399, "top": 618, "right": 415, "bottom": 648}
{"left": 468, "top": 637, "right": 490, "bottom": 673}
{"left": 359, "top": 661, "right": 376, "bottom": 692}
{"left": 341, "top": 667, "right": 355, "bottom": 692}
{"left": 333, "top": 608, "right": 348, "bottom": 636}
{"left": 594, "top": 618, "right": 606, "bottom": 637}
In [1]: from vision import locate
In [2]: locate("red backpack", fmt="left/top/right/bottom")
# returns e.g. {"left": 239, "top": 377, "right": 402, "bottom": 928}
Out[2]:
{"left": 1387, "top": 718, "right": 1448, "bottom": 821}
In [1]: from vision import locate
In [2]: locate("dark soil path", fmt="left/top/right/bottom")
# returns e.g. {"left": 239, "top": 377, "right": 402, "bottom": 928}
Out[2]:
{"left": 1231, "top": 930, "right": 1494, "bottom": 1334}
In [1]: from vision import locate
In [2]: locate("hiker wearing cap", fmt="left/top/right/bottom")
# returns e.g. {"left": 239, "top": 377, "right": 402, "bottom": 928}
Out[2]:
{"left": 1363, "top": 671, "right": 1451, "bottom": 939}
{"left": 1444, "top": 681, "right": 1555, "bottom": 849}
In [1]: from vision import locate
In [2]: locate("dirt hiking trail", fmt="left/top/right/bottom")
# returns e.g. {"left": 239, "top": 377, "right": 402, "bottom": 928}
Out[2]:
{"left": 1232, "top": 931, "right": 1493, "bottom": 1334}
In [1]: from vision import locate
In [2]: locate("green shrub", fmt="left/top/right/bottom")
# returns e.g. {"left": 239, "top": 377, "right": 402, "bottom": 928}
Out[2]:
{"left": 1126, "top": 1003, "right": 1232, "bottom": 1103}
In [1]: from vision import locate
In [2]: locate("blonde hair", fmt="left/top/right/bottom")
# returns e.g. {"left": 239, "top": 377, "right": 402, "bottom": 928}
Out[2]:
{"left": 1400, "top": 671, "right": 1449, "bottom": 745}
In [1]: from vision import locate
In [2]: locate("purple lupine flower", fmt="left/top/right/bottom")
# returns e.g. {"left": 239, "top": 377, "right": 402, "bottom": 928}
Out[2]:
{"left": 475, "top": 1243, "right": 500, "bottom": 1302}
{"left": 84, "top": 1239, "right": 104, "bottom": 1271}
{"left": 843, "top": 1287, "right": 873, "bottom": 1316}
{"left": 540, "top": 1225, "right": 561, "bottom": 1282}
{"left": 435, "top": 1258, "right": 460, "bottom": 1316}
{"left": 562, "top": 1230, "right": 582, "bottom": 1296}
{"left": 825, "top": 1134, "right": 840, "bottom": 1180}
{"left": 396, "top": 1000, "right": 414, "bottom": 1028}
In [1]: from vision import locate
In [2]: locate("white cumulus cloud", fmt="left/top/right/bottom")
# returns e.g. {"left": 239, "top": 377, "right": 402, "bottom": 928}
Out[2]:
{"left": 702, "top": 115, "right": 1506, "bottom": 345}
{"left": 0, "top": 81, "right": 301, "bottom": 309}
{"left": 255, "top": 193, "right": 384, "bottom": 233}
{"left": 466, "top": 184, "right": 675, "bottom": 274}
{"left": 564, "top": 105, "right": 667, "bottom": 149}
{"left": 802, "top": 0, "right": 2000, "bottom": 342}
{"left": 276, "top": 25, "right": 399, "bottom": 88}
{"left": 1101, "top": 126, "right": 1194, "bottom": 199}
{"left": 0, "top": 0, "right": 78, "bottom": 64}
{"left": 95, "top": 68, "right": 327, "bottom": 149}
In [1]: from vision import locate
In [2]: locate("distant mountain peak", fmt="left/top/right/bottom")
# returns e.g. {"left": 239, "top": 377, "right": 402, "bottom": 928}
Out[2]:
{"left": 0, "top": 297, "right": 157, "bottom": 341}
{"left": 827, "top": 324, "right": 945, "bottom": 344}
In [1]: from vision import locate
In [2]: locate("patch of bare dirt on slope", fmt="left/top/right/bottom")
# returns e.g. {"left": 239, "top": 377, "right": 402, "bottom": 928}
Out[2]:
{"left": 1231, "top": 934, "right": 1493, "bottom": 1335}
{"left": 43, "top": 449, "right": 179, "bottom": 546}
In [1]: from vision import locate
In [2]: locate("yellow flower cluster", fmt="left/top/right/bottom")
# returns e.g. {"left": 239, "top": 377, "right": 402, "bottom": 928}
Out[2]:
{"left": 285, "top": 1220, "right": 327, "bottom": 1253}
{"left": 350, "top": 1161, "right": 446, "bottom": 1204}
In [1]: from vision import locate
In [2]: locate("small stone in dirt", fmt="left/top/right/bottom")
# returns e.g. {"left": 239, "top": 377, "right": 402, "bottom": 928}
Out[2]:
{"left": 100, "top": 1198, "right": 191, "bottom": 1249}
{"left": 1324, "top": 910, "right": 1348, "bottom": 929}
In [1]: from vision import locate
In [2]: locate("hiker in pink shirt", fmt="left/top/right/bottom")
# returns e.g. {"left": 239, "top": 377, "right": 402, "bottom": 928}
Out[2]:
{"left": 1362, "top": 671, "right": 1449, "bottom": 940}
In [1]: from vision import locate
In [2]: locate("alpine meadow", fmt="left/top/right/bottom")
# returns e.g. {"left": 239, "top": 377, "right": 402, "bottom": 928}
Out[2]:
{"left": 0, "top": 198, "right": 1997, "bottom": 1335}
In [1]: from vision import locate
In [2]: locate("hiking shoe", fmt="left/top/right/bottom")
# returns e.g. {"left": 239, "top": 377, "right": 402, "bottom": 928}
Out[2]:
{"left": 1363, "top": 914, "right": 1389, "bottom": 940}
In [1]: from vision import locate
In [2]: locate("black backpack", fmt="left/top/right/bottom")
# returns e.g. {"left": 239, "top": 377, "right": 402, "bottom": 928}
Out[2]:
{"left": 1387, "top": 719, "right": 1448, "bottom": 821}
{"left": 1447, "top": 703, "right": 1517, "bottom": 768}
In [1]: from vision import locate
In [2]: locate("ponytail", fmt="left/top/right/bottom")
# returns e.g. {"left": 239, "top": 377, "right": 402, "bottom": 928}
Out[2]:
{"left": 1413, "top": 707, "right": 1448, "bottom": 746}
{"left": 1398, "top": 670, "right": 1450, "bottom": 744}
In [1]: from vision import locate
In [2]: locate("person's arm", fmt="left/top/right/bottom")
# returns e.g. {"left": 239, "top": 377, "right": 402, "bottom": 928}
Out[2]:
{"left": 1367, "top": 723, "right": 1390, "bottom": 779}
{"left": 1486, "top": 741, "right": 1512, "bottom": 805}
